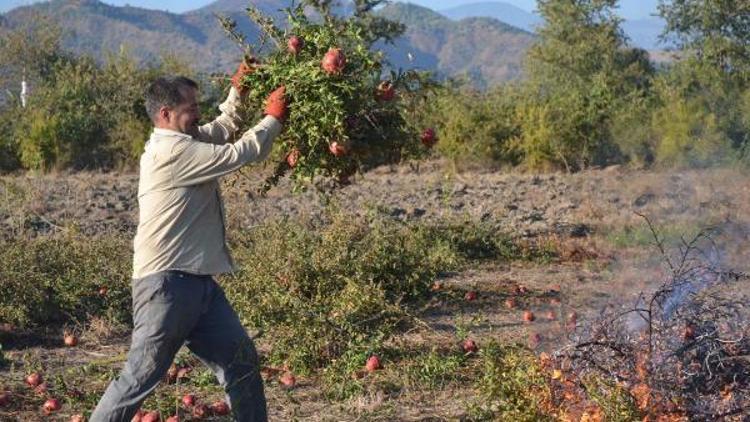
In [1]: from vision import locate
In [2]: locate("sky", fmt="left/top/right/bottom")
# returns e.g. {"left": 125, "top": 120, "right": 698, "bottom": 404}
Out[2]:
{"left": 0, "top": 0, "right": 661, "bottom": 20}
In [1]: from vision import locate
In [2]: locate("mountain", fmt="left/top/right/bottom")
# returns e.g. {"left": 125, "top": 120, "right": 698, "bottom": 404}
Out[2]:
{"left": 440, "top": 2, "right": 541, "bottom": 32}
{"left": 436, "top": 1, "right": 667, "bottom": 51}
{"left": 0, "top": 0, "right": 534, "bottom": 86}
{"left": 377, "top": 3, "right": 533, "bottom": 86}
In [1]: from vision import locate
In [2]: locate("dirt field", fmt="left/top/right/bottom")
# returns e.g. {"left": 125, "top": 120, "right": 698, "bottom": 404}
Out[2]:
{"left": 2, "top": 161, "right": 749, "bottom": 420}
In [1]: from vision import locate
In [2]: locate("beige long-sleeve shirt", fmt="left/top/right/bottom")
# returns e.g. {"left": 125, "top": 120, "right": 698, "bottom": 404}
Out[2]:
{"left": 132, "top": 87, "right": 283, "bottom": 279}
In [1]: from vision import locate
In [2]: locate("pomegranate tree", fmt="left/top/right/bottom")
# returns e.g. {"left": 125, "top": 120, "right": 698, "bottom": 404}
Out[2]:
{"left": 221, "top": 0, "right": 436, "bottom": 193}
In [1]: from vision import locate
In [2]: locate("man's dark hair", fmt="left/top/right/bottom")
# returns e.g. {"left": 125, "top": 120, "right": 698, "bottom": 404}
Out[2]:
{"left": 144, "top": 76, "right": 199, "bottom": 121}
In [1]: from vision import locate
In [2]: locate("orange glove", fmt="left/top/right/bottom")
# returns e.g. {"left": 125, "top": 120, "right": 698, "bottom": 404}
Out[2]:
{"left": 264, "top": 86, "right": 287, "bottom": 122}
{"left": 230, "top": 57, "right": 258, "bottom": 95}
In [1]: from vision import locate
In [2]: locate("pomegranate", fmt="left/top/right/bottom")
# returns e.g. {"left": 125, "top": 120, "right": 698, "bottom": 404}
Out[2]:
{"left": 365, "top": 355, "right": 381, "bottom": 372}
{"left": 462, "top": 339, "right": 478, "bottom": 354}
{"left": 182, "top": 393, "right": 196, "bottom": 407}
{"left": 165, "top": 417, "right": 179, "bottom": 422}
{"left": 42, "top": 397, "right": 61, "bottom": 413}
{"left": 464, "top": 291, "right": 477, "bottom": 301}
{"left": 286, "top": 149, "right": 301, "bottom": 168}
{"left": 376, "top": 81, "right": 395, "bottom": 101}
{"left": 328, "top": 141, "right": 350, "bottom": 157}
{"left": 210, "top": 400, "right": 230, "bottom": 416}
{"left": 64, "top": 333, "right": 78, "bottom": 347}
{"left": 321, "top": 48, "right": 346, "bottom": 74}
{"left": 98, "top": 286, "right": 108, "bottom": 296}
{"left": 70, "top": 415, "right": 85, "bottom": 422}
{"left": 287, "top": 35, "right": 304, "bottom": 55}
{"left": 279, "top": 371, "right": 296, "bottom": 388}
{"left": 142, "top": 412, "right": 160, "bottom": 422}
{"left": 25, "top": 372, "right": 43, "bottom": 388}
{"left": 523, "top": 310, "right": 535, "bottom": 322}
{"left": 420, "top": 128, "right": 437, "bottom": 147}
{"left": 504, "top": 298, "right": 517, "bottom": 309}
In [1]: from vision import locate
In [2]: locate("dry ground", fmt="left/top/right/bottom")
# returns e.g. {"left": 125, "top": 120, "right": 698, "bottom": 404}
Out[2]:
{"left": 2, "top": 161, "right": 750, "bottom": 420}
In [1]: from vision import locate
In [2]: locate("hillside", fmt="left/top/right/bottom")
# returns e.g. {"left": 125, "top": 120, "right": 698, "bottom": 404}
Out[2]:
{"left": 0, "top": 0, "right": 534, "bottom": 85}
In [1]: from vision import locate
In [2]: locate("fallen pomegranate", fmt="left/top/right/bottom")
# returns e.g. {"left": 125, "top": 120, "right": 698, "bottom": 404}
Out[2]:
{"left": 328, "top": 141, "right": 350, "bottom": 157}
{"left": 70, "top": 414, "right": 85, "bottom": 422}
{"left": 365, "top": 355, "right": 381, "bottom": 372}
{"left": 504, "top": 298, "right": 517, "bottom": 309}
{"left": 286, "top": 149, "right": 301, "bottom": 168}
{"left": 523, "top": 310, "right": 535, "bottom": 322}
{"left": 181, "top": 393, "right": 196, "bottom": 407}
{"left": 464, "top": 291, "right": 477, "bottom": 301}
{"left": 165, "top": 417, "right": 179, "bottom": 422}
{"left": 287, "top": 35, "right": 303, "bottom": 55}
{"left": 42, "top": 398, "right": 61, "bottom": 414}
{"left": 210, "top": 400, "right": 230, "bottom": 416}
{"left": 64, "top": 333, "right": 78, "bottom": 347}
{"left": 462, "top": 339, "right": 478, "bottom": 354}
{"left": 321, "top": 48, "right": 346, "bottom": 74}
{"left": 98, "top": 286, "right": 108, "bottom": 296}
{"left": 420, "top": 128, "right": 437, "bottom": 147}
{"left": 25, "top": 372, "right": 43, "bottom": 388}
{"left": 131, "top": 409, "right": 144, "bottom": 422}
{"left": 279, "top": 371, "right": 296, "bottom": 388}
{"left": 142, "top": 411, "right": 160, "bottom": 422}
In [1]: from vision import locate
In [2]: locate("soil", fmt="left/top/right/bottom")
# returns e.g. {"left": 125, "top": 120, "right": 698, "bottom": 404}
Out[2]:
{"left": 1, "top": 161, "right": 749, "bottom": 420}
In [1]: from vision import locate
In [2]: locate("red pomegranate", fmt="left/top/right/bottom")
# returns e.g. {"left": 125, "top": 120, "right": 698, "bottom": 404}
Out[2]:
{"left": 420, "top": 128, "right": 437, "bottom": 147}
{"left": 321, "top": 48, "right": 346, "bottom": 74}
{"left": 329, "top": 141, "right": 350, "bottom": 157}
{"left": 286, "top": 149, "right": 301, "bottom": 168}
{"left": 287, "top": 36, "right": 304, "bottom": 55}
{"left": 376, "top": 81, "right": 395, "bottom": 101}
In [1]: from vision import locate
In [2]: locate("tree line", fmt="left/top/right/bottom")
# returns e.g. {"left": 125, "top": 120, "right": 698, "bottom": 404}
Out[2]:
{"left": 0, "top": 0, "right": 748, "bottom": 172}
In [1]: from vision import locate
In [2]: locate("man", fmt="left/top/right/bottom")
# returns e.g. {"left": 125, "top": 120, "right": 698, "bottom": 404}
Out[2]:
{"left": 90, "top": 63, "right": 286, "bottom": 421}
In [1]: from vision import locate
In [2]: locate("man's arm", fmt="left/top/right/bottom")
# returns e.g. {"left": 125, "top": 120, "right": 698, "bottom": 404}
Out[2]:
{"left": 172, "top": 86, "right": 287, "bottom": 186}
{"left": 196, "top": 61, "right": 257, "bottom": 145}
{"left": 195, "top": 87, "right": 247, "bottom": 145}
{"left": 174, "top": 116, "right": 282, "bottom": 186}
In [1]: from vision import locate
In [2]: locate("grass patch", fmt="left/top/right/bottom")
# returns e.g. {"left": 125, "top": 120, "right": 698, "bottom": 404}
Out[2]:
{"left": 604, "top": 220, "right": 706, "bottom": 248}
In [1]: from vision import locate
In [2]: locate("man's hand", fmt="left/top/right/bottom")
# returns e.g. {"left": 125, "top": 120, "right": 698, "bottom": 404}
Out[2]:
{"left": 264, "top": 86, "right": 287, "bottom": 122}
{"left": 230, "top": 57, "right": 259, "bottom": 95}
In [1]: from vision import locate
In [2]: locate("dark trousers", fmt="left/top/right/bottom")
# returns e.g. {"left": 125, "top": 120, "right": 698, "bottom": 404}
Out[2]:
{"left": 90, "top": 270, "right": 267, "bottom": 421}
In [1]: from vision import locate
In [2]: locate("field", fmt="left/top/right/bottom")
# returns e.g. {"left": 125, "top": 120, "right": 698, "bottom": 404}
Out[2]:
{"left": 1, "top": 161, "right": 749, "bottom": 420}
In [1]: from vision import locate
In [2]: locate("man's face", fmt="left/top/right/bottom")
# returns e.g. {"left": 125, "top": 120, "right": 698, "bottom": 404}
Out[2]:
{"left": 163, "top": 87, "right": 201, "bottom": 136}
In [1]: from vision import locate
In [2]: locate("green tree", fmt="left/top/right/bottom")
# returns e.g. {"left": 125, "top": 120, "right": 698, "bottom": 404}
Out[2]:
{"left": 517, "top": 0, "right": 654, "bottom": 170}
{"left": 658, "top": 0, "right": 750, "bottom": 81}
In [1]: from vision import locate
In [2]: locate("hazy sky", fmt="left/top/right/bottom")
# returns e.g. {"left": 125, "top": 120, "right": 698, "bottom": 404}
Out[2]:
{"left": 0, "top": 0, "right": 661, "bottom": 19}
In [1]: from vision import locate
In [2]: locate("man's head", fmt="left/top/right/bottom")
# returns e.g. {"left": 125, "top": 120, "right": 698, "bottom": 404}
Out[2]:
{"left": 145, "top": 77, "right": 200, "bottom": 136}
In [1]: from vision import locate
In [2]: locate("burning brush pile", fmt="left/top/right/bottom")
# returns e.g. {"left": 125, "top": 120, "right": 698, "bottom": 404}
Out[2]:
{"left": 544, "top": 221, "right": 750, "bottom": 420}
